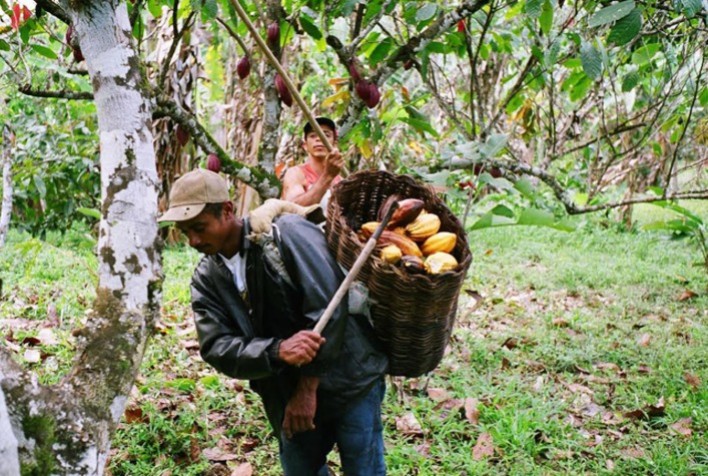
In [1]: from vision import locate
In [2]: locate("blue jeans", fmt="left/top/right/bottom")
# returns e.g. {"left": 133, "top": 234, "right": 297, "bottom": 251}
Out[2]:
{"left": 279, "top": 379, "right": 386, "bottom": 476}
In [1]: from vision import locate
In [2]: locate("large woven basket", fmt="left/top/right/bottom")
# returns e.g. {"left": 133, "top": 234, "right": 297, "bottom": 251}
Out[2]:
{"left": 326, "top": 170, "right": 472, "bottom": 377}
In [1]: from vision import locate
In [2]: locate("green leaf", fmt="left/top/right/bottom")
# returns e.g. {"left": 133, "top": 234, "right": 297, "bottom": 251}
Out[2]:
{"left": 30, "top": 44, "right": 58, "bottom": 60}
{"left": 77, "top": 207, "right": 101, "bottom": 220}
{"left": 607, "top": 8, "right": 641, "bottom": 46}
{"left": 621, "top": 71, "right": 640, "bottom": 91}
{"left": 700, "top": 87, "right": 708, "bottom": 107}
{"left": 514, "top": 178, "right": 536, "bottom": 199}
{"left": 202, "top": 0, "right": 218, "bottom": 19}
{"left": 19, "top": 23, "right": 31, "bottom": 44}
{"left": 649, "top": 201, "right": 703, "bottom": 225}
{"left": 678, "top": 0, "right": 702, "bottom": 17}
{"left": 632, "top": 43, "right": 660, "bottom": 66}
{"left": 147, "top": 0, "right": 163, "bottom": 17}
{"left": 539, "top": 0, "right": 553, "bottom": 36}
{"left": 416, "top": 3, "right": 437, "bottom": 22}
{"left": 588, "top": 0, "right": 635, "bottom": 27}
{"left": 0, "top": 39, "right": 11, "bottom": 52}
{"left": 369, "top": 37, "right": 394, "bottom": 66}
{"left": 299, "top": 14, "right": 322, "bottom": 40}
{"left": 480, "top": 134, "right": 508, "bottom": 158}
{"left": 34, "top": 176, "right": 46, "bottom": 198}
{"left": 491, "top": 204, "right": 515, "bottom": 218}
{"left": 524, "top": 0, "right": 543, "bottom": 18}
{"left": 402, "top": 117, "right": 439, "bottom": 137}
{"left": 517, "top": 208, "right": 575, "bottom": 231}
{"left": 580, "top": 41, "right": 602, "bottom": 80}
{"left": 199, "top": 375, "right": 221, "bottom": 390}
{"left": 470, "top": 212, "right": 516, "bottom": 230}
{"left": 569, "top": 76, "right": 592, "bottom": 102}
{"left": 165, "top": 378, "right": 196, "bottom": 393}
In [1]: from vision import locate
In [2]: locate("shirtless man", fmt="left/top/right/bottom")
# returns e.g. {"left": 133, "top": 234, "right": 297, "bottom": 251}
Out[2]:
{"left": 281, "top": 117, "right": 344, "bottom": 209}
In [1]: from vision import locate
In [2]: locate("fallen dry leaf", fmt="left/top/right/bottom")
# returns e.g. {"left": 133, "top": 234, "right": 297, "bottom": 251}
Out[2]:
{"left": 637, "top": 333, "right": 651, "bottom": 347}
{"left": 395, "top": 412, "right": 424, "bottom": 437}
{"left": 620, "top": 447, "right": 646, "bottom": 459}
{"left": 502, "top": 337, "right": 518, "bottom": 350}
{"left": 230, "top": 462, "right": 253, "bottom": 476}
{"left": 606, "top": 459, "right": 615, "bottom": 471}
{"left": 581, "top": 402, "right": 604, "bottom": 418}
{"left": 202, "top": 447, "right": 240, "bottom": 462}
{"left": 124, "top": 406, "right": 149, "bottom": 424}
{"left": 677, "top": 289, "right": 698, "bottom": 301}
{"left": 670, "top": 418, "right": 692, "bottom": 438}
{"left": 552, "top": 317, "right": 569, "bottom": 327}
{"left": 637, "top": 364, "right": 651, "bottom": 374}
{"left": 24, "top": 349, "right": 41, "bottom": 363}
{"left": 684, "top": 372, "right": 701, "bottom": 390}
{"left": 472, "top": 432, "right": 495, "bottom": 461}
{"left": 464, "top": 398, "right": 480, "bottom": 425}
{"left": 37, "top": 328, "right": 58, "bottom": 346}
{"left": 427, "top": 387, "right": 450, "bottom": 402}
{"left": 623, "top": 397, "right": 665, "bottom": 420}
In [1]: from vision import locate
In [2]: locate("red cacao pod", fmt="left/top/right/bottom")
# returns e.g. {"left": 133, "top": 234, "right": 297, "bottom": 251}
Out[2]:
{"left": 73, "top": 46, "right": 84, "bottom": 63}
{"left": 267, "top": 23, "right": 280, "bottom": 49}
{"left": 355, "top": 80, "right": 371, "bottom": 103}
{"left": 274, "top": 74, "right": 293, "bottom": 107}
{"left": 176, "top": 124, "right": 190, "bottom": 146}
{"left": 457, "top": 20, "right": 465, "bottom": 33}
{"left": 65, "top": 25, "right": 73, "bottom": 45}
{"left": 348, "top": 62, "right": 361, "bottom": 82}
{"left": 206, "top": 153, "right": 221, "bottom": 173}
{"left": 364, "top": 82, "right": 380, "bottom": 108}
{"left": 403, "top": 59, "right": 414, "bottom": 70}
{"left": 237, "top": 56, "right": 251, "bottom": 80}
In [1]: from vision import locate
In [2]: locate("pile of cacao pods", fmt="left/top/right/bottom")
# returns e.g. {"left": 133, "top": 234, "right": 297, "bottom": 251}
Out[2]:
{"left": 359, "top": 196, "right": 459, "bottom": 275}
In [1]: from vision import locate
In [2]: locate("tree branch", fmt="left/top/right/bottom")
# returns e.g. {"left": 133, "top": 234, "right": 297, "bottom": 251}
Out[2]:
{"left": 35, "top": 0, "right": 69, "bottom": 24}
{"left": 154, "top": 97, "right": 281, "bottom": 198}
{"left": 19, "top": 84, "right": 94, "bottom": 100}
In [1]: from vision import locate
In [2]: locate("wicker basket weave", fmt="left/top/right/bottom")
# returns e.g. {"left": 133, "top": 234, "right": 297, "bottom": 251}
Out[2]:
{"left": 326, "top": 170, "right": 472, "bottom": 377}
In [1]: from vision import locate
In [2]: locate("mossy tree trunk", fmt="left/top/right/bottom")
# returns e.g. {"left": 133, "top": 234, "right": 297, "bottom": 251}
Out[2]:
{"left": 0, "top": 1, "right": 161, "bottom": 474}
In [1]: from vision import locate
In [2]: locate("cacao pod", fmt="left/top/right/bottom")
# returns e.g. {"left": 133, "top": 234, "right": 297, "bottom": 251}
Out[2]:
{"left": 424, "top": 252, "right": 458, "bottom": 274}
{"left": 360, "top": 221, "right": 380, "bottom": 238}
{"left": 275, "top": 74, "right": 293, "bottom": 107}
{"left": 403, "top": 59, "right": 414, "bottom": 70}
{"left": 377, "top": 195, "right": 400, "bottom": 221}
{"left": 348, "top": 62, "right": 361, "bottom": 82}
{"left": 380, "top": 245, "right": 402, "bottom": 264}
{"left": 206, "top": 153, "right": 221, "bottom": 173}
{"left": 267, "top": 22, "right": 280, "bottom": 49}
{"left": 387, "top": 198, "right": 425, "bottom": 228}
{"left": 421, "top": 232, "right": 457, "bottom": 255}
{"left": 457, "top": 20, "right": 466, "bottom": 33}
{"left": 406, "top": 213, "right": 441, "bottom": 241}
{"left": 392, "top": 226, "right": 407, "bottom": 236}
{"left": 379, "top": 230, "right": 422, "bottom": 257}
{"left": 401, "top": 255, "right": 426, "bottom": 274}
{"left": 73, "top": 46, "right": 84, "bottom": 63}
{"left": 364, "top": 83, "right": 380, "bottom": 108}
{"left": 355, "top": 80, "right": 372, "bottom": 103}
{"left": 176, "top": 124, "right": 190, "bottom": 146}
{"left": 237, "top": 56, "right": 251, "bottom": 80}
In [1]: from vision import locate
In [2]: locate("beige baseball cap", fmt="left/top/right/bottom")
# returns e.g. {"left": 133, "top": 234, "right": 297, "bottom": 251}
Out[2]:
{"left": 158, "top": 169, "right": 230, "bottom": 223}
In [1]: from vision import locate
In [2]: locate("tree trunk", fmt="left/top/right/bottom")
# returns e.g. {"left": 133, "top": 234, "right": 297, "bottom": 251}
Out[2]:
{"left": 0, "top": 1, "right": 160, "bottom": 474}
{"left": 0, "top": 127, "right": 13, "bottom": 248}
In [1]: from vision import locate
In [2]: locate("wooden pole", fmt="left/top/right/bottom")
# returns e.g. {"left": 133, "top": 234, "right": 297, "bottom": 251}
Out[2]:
{"left": 229, "top": 0, "right": 335, "bottom": 153}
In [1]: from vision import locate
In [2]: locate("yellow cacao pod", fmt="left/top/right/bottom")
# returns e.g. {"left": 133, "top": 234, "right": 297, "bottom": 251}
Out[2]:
{"left": 380, "top": 245, "right": 402, "bottom": 264}
{"left": 406, "top": 213, "right": 441, "bottom": 241}
{"left": 379, "top": 230, "right": 422, "bottom": 257}
{"left": 392, "top": 226, "right": 407, "bottom": 236}
{"left": 360, "top": 221, "right": 380, "bottom": 238}
{"left": 421, "top": 232, "right": 457, "bottom": 255}
{"left": 424, "top": 252, "right": 459, "bottom": 274}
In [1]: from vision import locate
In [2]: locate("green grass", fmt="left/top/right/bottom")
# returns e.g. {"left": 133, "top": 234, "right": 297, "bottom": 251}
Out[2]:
{"left": 1, "top": 209, "right": 706, "bottom": 475}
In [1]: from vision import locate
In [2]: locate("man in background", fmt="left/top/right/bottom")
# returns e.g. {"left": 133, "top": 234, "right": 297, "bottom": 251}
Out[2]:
{"left": 281, "top": 117, "right": 344, "bottom": 210}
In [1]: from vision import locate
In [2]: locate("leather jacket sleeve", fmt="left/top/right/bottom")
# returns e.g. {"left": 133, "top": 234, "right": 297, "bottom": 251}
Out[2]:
{"left": 191, "top": 258, "right": 279, "bottom": 380}
{"left": 275, "top": 215, "right": 348, "bottom": 376}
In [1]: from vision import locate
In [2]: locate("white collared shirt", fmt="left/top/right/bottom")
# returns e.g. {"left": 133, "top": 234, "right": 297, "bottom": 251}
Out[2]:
{"left": 220, "top": 252, "right": 247, "bottom": 295}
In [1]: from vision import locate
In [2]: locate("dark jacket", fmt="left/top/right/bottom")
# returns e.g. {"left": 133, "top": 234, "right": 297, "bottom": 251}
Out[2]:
{"left": 190, "top": 214, "right": 388, "bottom": 435}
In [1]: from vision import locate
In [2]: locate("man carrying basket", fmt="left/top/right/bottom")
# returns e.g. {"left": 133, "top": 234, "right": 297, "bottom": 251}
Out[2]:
{"left": 159, "top": 169, "right": 388, "bottom": 476}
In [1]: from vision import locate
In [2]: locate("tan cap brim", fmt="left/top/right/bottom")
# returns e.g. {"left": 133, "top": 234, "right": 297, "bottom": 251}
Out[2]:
{"left": 157, "top": 203, "right": 207, "bottom": 223}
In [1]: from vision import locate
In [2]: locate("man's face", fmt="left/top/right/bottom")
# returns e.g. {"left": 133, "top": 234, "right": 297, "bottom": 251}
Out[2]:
{"left": 303, "top": 125, "right": 336, "bottom": 160}
{"left": 177, "top": 203, "right": 234, "bottom": 255}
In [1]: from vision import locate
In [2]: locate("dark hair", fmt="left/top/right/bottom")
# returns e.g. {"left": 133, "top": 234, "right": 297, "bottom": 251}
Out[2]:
{"left": 303, "top": 117, "right": 337, "bottom": 138}
{"left": 202, "top": 202, "right": 224, "bottom": 218}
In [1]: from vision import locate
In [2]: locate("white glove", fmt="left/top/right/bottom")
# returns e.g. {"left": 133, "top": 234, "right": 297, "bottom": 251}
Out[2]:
{"left": 248, "top": 199, "right": 321, "bottom": 235}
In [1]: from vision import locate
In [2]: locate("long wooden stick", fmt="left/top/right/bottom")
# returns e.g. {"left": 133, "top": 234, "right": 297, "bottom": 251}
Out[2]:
{"left": 229, "top": 0, "right": 334, "bottom": 153}
{"left": 313, "top": 202, "right": 399, "bottom": 334}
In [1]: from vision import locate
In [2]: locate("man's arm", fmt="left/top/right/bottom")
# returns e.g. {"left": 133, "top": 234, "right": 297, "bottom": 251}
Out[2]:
{"left": 282, "top": 375, "right": 319, "bottom": 438}
{"left": 281, "top": 150, "right": 343, "bottom": 206}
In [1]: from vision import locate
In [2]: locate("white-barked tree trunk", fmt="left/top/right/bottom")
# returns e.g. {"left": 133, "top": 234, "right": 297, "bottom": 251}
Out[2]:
{"left": 0, "top": 1, "right": 161, "bottom": 474}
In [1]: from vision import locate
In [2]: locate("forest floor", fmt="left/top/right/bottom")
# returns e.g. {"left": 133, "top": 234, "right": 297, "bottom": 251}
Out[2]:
{"left": 0, "top": 203, "right": 706, "bottom": 475}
